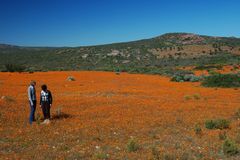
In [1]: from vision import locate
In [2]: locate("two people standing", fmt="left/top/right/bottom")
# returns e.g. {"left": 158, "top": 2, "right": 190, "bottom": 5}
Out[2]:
{"left": 28, "top": 81, "right": 53, "bottom": 125}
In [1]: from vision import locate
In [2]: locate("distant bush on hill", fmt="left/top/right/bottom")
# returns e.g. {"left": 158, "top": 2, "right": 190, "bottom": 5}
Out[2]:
{"left": 171, "top": 74, "right": 202, "bottom": 82}
{"left": 194, "top": 65, "right": 223, "bottom": 70}
{"left": 4, "top": 64, "right": 26, "bottom": 72}
{"left": 170, "top": 70, "right": 203, "bottom": 82}
{"left": 202, "top": 73, "right": 240, "bottom": 88}
{"left": 205, "top": 119, "right": 230, "bottom": 130}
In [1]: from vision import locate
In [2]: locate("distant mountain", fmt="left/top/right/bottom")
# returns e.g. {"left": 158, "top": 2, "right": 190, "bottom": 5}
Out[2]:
{"left": 0, "top": 33, "right": 240, "bottom": 72}
{"left": 0, "top": 44, "right": 20, "bottom": 49}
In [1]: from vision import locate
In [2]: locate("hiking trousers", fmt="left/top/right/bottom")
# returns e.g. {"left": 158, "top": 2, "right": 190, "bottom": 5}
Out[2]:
{"left": 41, "top": 102, "right": 51, "bottom": 120}
{"left": 29, "top": 100, "right": 36, "bottom": 124}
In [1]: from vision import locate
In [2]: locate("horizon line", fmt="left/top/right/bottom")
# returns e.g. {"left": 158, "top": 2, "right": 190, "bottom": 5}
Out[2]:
{"left": 0, "top": 32, "right": 239, "bottom": 48}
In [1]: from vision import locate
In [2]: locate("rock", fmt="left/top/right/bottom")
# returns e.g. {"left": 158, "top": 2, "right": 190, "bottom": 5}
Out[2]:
{"left": 67, "top": 76, "right": 75, "bottom": 81}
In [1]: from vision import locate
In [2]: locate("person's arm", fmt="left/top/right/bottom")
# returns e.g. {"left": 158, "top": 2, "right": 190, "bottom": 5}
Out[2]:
{"left": 39, "top": 91, "right": 42, "bottom": 107}
{"left": 28, "top": 86, "right": 33, "bottom": 106}
{"left": 49, "top": 91, "right": 53, "bottom": 105}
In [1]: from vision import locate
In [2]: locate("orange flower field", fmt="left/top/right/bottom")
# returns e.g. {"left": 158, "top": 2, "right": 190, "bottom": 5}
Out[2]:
{"left": 0, "top": 71, "right": 240, "bottom": 159}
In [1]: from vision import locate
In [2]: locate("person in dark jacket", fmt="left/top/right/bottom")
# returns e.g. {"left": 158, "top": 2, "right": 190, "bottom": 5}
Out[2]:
{"left": 28, "top": 80, "right": 37, "bottom": 124}
{"left": 40, "top": 84, "right": 52, "bottom": 124}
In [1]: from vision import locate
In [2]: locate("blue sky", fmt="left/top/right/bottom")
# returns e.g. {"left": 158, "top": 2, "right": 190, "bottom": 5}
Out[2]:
{"left": 0, "top": 0, "right": 239, "bottom": 47}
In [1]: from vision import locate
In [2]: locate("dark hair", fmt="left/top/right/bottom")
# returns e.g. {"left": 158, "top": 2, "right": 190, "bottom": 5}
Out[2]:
{"left": 41, "top": 84, "right": 47, "bottom": 91}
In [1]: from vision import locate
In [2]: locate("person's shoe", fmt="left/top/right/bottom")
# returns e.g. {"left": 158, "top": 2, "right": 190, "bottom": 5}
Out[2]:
{"left": 45, "top": 119, "right": 50, "bottom": 124}
{"left": 41, "top": 119, "right": 47, "bottom": 124}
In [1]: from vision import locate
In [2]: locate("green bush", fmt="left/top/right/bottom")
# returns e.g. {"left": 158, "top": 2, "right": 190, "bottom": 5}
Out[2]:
{"left": 234, "top": 108, "right": 240, "bottom": 119}
{"left": 205, "top": 119, "right": 230, "bottom": 130}
{"left": 219, "top": 131, "right": 227, "bottom": 140}
{"left": 223, "top": 139, "right": 239, "bottom": 156}
{"left": 235, "top": 133, "right": 240, "bottom": 144}
{"left": 193, "top": 94, "right": 201, "bottom": 100}
{"left": 171, "top": 74, "right": 202, "bottom": 82}
{"left": 4, "top": 64, "right": 26, "bottom": 72}
{"left": 202, "top": 74, "right": 240, "bottom": 88}
{"left": 194, "top": 124, "right": 202, "bottom": 136}
{"left": 95, "top": 152, "right": 109, "bottom": 159}
{"left": 127, "top": 138, "right": 139, "bottom": 152}
{"left": 151, "top": 146, "right": 161, "bottom": 160}
{"left": 194, "top": 65, "right": 223, "bottom": 70}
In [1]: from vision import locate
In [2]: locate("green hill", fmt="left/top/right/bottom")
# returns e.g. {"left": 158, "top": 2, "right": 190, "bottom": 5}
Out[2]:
{"left": 1, "top": 33, "right": 240, "bottom": 72}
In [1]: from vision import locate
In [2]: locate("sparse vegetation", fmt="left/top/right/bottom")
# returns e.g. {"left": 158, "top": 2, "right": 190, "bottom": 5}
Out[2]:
{"left": 235, "top": 133, "right": 240, "bottom": 144}
{"left": 127, "top": 138, "right": 139, "bottom": 152}
{"left": 1, "top": 33, "right": 240, "bottom": 72}
{"left": 222, "top": 139, "right": 239, "bottom": 156}
{"left": 202, "top": 73, "right": 240, "bottom": 88}
{"left": 193, "top": 94, "right": 201, "bottom": 100}
{"left": 234, "top": 108, "right": 240, "bottom": 119}
{"left": 194, "top": 124, "right": 202, "bottom": 136}
{"left": 36, "top": 113, "right": 41, "bottom": 125}
{"left": 1, "top": 96, "right": 15, "bottom": 103}
{"left": 163, "top": 153, "right": 177, "bottom": 160}
{"left": 171, "top": 74, "right": 202, "bottom": 82}
{"left": 219, "top": 131, "right": 227, "bottom": 140}
{"left": 205, "top": 119, "right": 230, "bottom": 130}
{"left": 55, "top": 107, "right": 62, "bottom": 118}
{"left": 194, "top": 65, "right": 223, "bottom": 70}
{"left": 95, "top": 151, "right": 109, "bottom": 160}
{"left": 184, "top": 95, "right": 191, "bottom": 100}
{"left": 151, "top": 146, "right": 161, "bottom": 160}
{"left": 4, "top": 64, "right": 26, "bottom": 72}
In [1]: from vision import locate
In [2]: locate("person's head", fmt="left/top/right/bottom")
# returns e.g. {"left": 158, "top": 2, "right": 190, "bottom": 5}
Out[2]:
{"left": 30, "top": 80, "right": 36, "bottom": 86}
{"left": 41, "top": 84, "right": 47, "bottom": 91}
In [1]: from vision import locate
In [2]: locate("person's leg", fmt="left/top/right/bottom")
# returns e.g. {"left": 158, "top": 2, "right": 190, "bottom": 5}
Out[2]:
{"left": 29, "top": 101, "right": 34, "bottom": 124}
{"left": 46, "top": 104, "right": 50, "bottom": 119}
{"left": 49, "top": 105, "right": 51, "bottom": 119}
{"left": 41, "top": 103, "right": 47, "bottom": 120}
{"left": 32, "top": 100, "right": 36, "bottom": 121}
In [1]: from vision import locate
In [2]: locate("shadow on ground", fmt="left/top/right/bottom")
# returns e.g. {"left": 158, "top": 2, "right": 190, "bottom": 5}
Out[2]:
{"left": 51, "top": 112, "right": 72, "bottom": 120}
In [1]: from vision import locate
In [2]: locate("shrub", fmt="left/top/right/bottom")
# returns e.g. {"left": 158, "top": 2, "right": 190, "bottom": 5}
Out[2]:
{"left": 222, "top": 139, "right": 239, "bottom": 156}
{"left": 55, "top": 107, "right": 62, "bottom": 118}
{"left": 36, "top": 113, "right": 41, "bottom": 125}
{"left": 184, "top": 95, "right": 191, "bottom": 100}
{"left": 193, "top": 94, "right": 201, "bottom": 100}
{"left": 1, "top": 96, "right": 15, "bottom": 103}
{"left": 127, "top": 138, "right": 139, "bottom": 152}
{"left": 205, "top": 119, "right": 230, "bottom": 130}
{"left": 194, "top": 65, "right": 223, "bottom": 70}
{"left": 235, "top": 133, "right": 240, "bottom": 144}
{"left": 4, "top": 64, "right": 26, "bottom": 72}
{"left": 234, "top": 108, "right": 240, "bottom": 119}
{"left": 180, "top": 152, "right": 190, "bottom": 160}
{"left": 171, "top": 74, "right": 202, "bottom": 82}
{"left": 202, "top": 74, "right": 240, "bottom": 88}
{"left": 163, "top": 153, "right": 177, "bottom": 160}
{"left": 95, "top": 151, "right": 109, "bottom": 159}
{"left": 208, "top": 70, "right": 219, "bottom": 75}
{"left": 151, "top": 146, "right": 161, "bottom": 160}
{"left": 194, "top": 124, "right": 202, "bottom": 136}
{"left": 219, "top": 131, "right": 227, "bottom": 140}
{"left": 115, "top": 68, "right": 121, "bottom": 75}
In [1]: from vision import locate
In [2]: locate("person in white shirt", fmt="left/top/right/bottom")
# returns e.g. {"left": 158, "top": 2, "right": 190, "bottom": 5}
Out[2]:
{"left": 40, "top": 84, "right": 53, "bottom": 124}
{"left": 27, "top": 80, "right": 36, "bottom": 125}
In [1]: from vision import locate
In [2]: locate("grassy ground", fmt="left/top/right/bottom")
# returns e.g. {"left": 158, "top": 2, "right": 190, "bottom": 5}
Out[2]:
{"left": 1, "top": 71, "right": 240, "bottom": 159}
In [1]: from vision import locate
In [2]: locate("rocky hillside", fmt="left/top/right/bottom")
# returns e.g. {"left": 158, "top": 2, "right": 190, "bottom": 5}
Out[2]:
{"left": 0, "top": 33, "right": 240, "bottom": 71}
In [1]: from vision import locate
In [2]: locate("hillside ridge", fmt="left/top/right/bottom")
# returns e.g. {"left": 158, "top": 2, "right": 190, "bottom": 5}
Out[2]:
{"left": 1, "top": 32, "right": 240, "bottom": 72}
